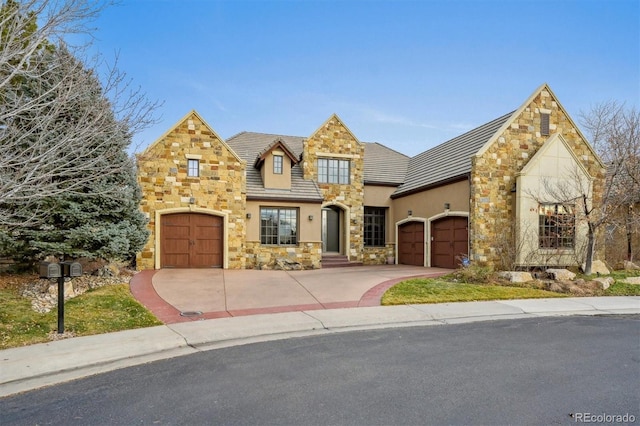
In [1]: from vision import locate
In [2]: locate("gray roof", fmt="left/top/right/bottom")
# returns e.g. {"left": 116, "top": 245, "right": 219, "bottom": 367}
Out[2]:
{"left": 363, "top": 143, "right": 410, "bottom": 185}
{"left": 226, "top": 132, "right": 410, "bottom": 201}
{"left": 226, "top": 132, "right": 323, "bottom": 202}
{"left": 391, "top": 111, "right": 514, "bottom": 198}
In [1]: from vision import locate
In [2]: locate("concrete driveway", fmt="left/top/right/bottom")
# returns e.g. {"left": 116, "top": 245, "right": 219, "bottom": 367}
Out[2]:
{"left": 130, "top": 265, "right": 451, "bottom": 324}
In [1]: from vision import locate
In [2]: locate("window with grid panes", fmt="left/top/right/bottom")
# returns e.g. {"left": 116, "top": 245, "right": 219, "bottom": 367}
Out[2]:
{"left": 364, "top": 207, "right": 386, "bottom": 247}
{"left": 317, "top": 158, "right": 350, "bottom": 184}
{"left": 187, "top": 159, "right": 199, "bottom": 177}
{"left": 260, "top": 208, "right": 298, "bottom": 245}
{"left": 273, "top": 155, "right": 283, "bottom": 174}
{"left": 539, "top": 204, "right": 575, "bottom": 248}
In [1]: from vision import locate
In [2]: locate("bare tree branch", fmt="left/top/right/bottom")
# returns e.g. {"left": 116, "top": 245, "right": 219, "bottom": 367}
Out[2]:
{"left": 0, "top": 0, "right": 160, "bottom": 229}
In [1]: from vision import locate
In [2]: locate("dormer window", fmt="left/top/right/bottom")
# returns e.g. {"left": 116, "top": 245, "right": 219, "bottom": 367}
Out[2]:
{"left": 273, "top": 155, "right": 283, "bottom": 174}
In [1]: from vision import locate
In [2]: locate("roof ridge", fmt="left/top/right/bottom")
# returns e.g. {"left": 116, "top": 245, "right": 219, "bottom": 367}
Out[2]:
{"left": 235, "top": 130, "right": 305, "bottom": 139}
{"left": 364, "top": 141, "right": 411, "bottom": 158}
{"left": 226, "top": 130, "right": 248, "bottom": 141}
{"left": 411, "top": 110, "right": 516, "bottom": 159}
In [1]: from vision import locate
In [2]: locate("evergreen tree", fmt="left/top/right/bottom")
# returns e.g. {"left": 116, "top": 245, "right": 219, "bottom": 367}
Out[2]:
{"left": 2, "top": 44, "right": 149, "bottom": 263}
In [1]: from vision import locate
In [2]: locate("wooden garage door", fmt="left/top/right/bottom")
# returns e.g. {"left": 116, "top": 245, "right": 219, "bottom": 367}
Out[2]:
{"left": 431, "top": 216, "right": 468, "bottom": 269}
{"left": 398, "top": 221, "right": 425, "bottom": 266}
{"left": 161, "top": 213, "right": 223, "bottom": 268}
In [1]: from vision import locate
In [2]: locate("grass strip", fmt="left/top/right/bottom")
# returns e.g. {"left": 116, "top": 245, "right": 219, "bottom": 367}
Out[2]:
{"left": 0, "top": 284, "right": 161, "bottom": 349}
{"left": 381, "top": 278, "right": 566, "bottom": 305}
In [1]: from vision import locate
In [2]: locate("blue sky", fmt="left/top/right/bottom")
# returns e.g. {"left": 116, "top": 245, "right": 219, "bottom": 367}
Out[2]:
{"left": 85, "top": 0, "right": 639, "bottom": 157}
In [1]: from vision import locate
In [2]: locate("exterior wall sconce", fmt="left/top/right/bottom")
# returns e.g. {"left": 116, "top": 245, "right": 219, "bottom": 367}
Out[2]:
{"left": 246, "top": 213, "right": 251, "bottom": 219}
{"left": 189, "top": 197, "right": 195, "bottom": 204}
{"left": 444, "top": 203, "right": 450, "bottom": 210}
{"left": 308, "top": 215, "right": 314, "bottom": 221}
{"left": 408, "top": 210, "right": 413, "bottom": 216}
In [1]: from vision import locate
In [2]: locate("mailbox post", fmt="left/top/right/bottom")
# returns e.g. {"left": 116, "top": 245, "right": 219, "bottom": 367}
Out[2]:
{"left": 40, "top": 261, "right": 82, "bottom": 334}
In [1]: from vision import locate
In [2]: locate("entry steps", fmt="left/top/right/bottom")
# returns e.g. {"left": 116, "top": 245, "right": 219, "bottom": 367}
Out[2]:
{"left": 321, "top": 254, "right": 363, "bottom": 268}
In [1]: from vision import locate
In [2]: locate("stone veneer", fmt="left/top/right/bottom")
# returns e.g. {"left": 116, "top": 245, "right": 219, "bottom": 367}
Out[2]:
{"left": 469, "top": 89, "right": 605, "bottom": 267}
{"left": 303, "top": 115, "right": 365, "bottom": 262}
{"left": 245, "top": 241, "right": 323, "bottom": 269}
{"left": 363, "top": 244, "right": 396, "bottom": 265}
{"left": 136, "top": 112, "right": 247, "bottom": 269}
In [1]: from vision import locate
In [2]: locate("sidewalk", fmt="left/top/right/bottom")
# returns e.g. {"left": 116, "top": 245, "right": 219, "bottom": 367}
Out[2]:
{"left": 1, "top": 296, "right": 638, "bottom": 398}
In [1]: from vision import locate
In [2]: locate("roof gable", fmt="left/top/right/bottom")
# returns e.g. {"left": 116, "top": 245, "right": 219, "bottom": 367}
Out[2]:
{"left": 254, "top": 138, "right": 299, "bottom": 169}
{"left": 139, "top": 110, "right": 243, "bottom": 163}
{"left": 308, "top": 113, "right": 362, "bottom": 146}
{"left": 475, "top": 83, "right": 604, "bottom": 168}
{"left": 519, "top": 133, "right": 592, "bottom": 180}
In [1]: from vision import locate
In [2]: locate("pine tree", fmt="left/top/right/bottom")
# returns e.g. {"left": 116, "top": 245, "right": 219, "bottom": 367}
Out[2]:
{"left": 2, "top": 44, "right": 149, "bottom": 263}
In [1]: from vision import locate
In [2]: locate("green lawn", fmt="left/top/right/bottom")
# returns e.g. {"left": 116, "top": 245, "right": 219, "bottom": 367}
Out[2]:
{"left": 382, "top": 269, "right": 640, "bottom": 306}
{"left": 0, "top": 283, "right": 161, "bottom": 349}
{"left": 381, "top": 278, "right": 565, "bottom": 305}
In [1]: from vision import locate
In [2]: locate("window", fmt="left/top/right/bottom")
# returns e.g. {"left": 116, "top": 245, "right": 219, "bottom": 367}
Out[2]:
{"left": 541, "top": 113, "right": 550, "bottom": 136}
{"left": 187, "top": 159, "right": 199, "bottom": 177}
{"left": 317, "top": 158, "right": 350, "bottom": 184}
{"left": 539, "top": 204, "right": 575, "bottom": 248}
{"left": 364, "top": 207, "right": 386, "bottom": 247}
{"left": 273, "top": 155, "right": 283, "bottom": 174}
{"left": 260, "top": 208, "right": 298, "bottom": 245}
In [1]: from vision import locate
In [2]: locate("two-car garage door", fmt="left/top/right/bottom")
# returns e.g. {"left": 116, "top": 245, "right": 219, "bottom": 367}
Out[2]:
{"left": 398, "top": 217, "right": 468, "bottom": 269}
{"left": 160, "top": 213, "right": 223, "bottom": 268}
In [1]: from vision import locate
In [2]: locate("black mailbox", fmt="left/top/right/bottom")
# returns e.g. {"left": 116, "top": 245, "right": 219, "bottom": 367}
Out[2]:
{"left": 39, "top": 262, "right": 62, "bottom": 279}
{"left": 62, "top": 261, "right": 82, "bottom": 277}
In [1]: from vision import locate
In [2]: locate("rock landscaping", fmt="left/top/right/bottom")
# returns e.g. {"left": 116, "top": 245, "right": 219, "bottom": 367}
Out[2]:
{"left": 19, "top": 270, "right": 133, "bottom": 314}
{"left": 497, "top": 268, "right": 623, "bottom": 296}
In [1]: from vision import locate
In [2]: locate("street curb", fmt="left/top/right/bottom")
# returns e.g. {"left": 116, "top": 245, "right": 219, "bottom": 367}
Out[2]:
{"left": 1, "top": 297, "right": 638, "bottom": 398}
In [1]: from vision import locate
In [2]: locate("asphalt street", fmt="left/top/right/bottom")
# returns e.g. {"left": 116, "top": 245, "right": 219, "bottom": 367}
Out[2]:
{"left": 1, "top": 315, "right": 639, "bottom": 425}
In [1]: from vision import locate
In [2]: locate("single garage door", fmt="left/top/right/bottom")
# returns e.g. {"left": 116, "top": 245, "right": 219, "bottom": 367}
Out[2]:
{"left": 431, "top": 216, "right": 468, "bottom": 269}
{"left": 398, "top": 221, "right": 425, "bottom": 266}
{"left": 161, "top": 213, "right": 223, "bottom": 268}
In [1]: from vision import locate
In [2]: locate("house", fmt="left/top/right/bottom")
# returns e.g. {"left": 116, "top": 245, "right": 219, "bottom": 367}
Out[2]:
{"left": 136, "top": 83, "right": 606, "bottom": 271}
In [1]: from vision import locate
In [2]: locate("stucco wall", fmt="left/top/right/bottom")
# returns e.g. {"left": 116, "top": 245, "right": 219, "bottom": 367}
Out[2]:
{"left": 391, "top": 179, "right": 470, "bottom": 225}
{"left": 245, "top": 200, "right": 322, "bottom": 269}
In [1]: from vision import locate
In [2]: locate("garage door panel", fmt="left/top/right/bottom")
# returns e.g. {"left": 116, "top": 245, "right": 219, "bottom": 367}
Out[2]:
{"left": 431, "top": 216, "right": 468, "bottom": 269}
{"left": 398, "top": 222, "right": 424, "bottom": 266}
{"left": 161, "top": 213, "right": 223, "bottom": 268}
{"left": 163, "top": 226, "right": 190, "bottom": 240}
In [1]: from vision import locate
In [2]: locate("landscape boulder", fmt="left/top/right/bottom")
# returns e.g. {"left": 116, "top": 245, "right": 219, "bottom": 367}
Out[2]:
{"left": 581, "top": 260, "right": 610, "bottom": 275}
{"left": 593, "top": 277, "right": 614, "bottom": 290}
{"left": 622, "top": 277, "right": 640, "bottom": 285}
{"left": 546, "top": 269, "right": 576, "bottom": 281}
{"left": 623, "top": 260, "right": 640, "bottom": 270}
{"left": 498, "top": 271, "right": 534, "bottom": 283}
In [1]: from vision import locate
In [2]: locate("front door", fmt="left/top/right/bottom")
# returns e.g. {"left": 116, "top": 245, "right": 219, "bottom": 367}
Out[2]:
{"left": 322, "top": 207, "right": 340, "bottom": 253}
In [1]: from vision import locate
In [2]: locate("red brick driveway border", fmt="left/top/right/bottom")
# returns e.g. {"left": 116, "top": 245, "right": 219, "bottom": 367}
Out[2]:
{"left": 357, "top": 271, "right": 451, "bottom": 307}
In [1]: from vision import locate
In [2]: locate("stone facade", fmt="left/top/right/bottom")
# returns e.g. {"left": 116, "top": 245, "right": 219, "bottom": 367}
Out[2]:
{"left": 303, "top": 115, "right": 365, "bottom": 262}
{"left": 135, "top": 85, "right": 606, "bottom": 272}
{"left": 363, "top": 244, "right": 396, "bottom": 265}
{"left": 136, "top": 111, "right": 247, "bottom": 270}
{"left": 470, "top": 88, "right": 606, "bottom": 268}
{"left": 245, "top": 241, "right": 323, "bottom": 270}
